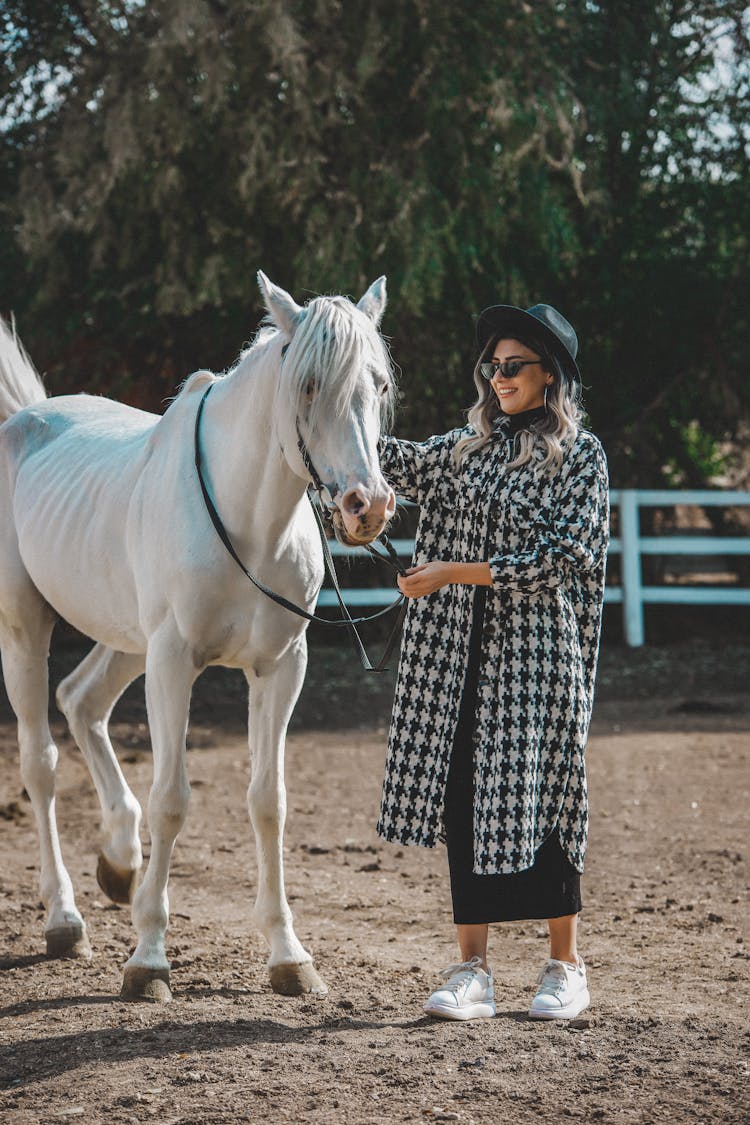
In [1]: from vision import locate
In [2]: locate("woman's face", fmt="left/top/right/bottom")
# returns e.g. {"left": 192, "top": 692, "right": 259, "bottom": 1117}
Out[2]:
{"left": 489, "top": 337, "right": 554, "bottom": 414}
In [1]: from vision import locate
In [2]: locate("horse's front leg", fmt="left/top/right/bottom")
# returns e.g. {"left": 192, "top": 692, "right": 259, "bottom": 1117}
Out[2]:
{"left": 121, "top": 623, "right": 196, "bottom": 1002}
{"left": 246, "top": 637, "right": 327, "bottom": 996}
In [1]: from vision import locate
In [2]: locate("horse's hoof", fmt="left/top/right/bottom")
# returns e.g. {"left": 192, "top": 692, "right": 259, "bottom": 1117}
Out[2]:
{"left": 269, "top": 961, "right": 328, "bottom": 997}
{"left": 121, "top": 965, "right": 172, "bottom": 1003}
{"left": 97, "top": 854, "right": 139, "bottom": 905}
{"left": 45, "top": 922, "right": 92, "bottom": 961}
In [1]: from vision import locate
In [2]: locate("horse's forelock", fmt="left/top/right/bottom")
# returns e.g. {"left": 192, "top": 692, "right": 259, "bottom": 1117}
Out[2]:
{"left": 281, "top": 295, "right": 395, "bottom": 433}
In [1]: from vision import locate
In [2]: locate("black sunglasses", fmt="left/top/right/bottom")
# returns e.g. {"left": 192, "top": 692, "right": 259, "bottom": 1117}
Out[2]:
{"left": 480, "top": 358, "right": 544, "bottom": 381}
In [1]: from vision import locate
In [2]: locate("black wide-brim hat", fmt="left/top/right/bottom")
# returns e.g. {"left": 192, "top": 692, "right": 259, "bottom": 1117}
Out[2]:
{"left": 476, "top": 303, "right": 580, "bottom": 384}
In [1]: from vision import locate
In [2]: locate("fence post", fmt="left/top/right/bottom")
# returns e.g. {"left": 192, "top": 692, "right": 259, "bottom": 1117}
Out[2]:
{"left": 619, "top": 489, "right": 644, "bottom": 647}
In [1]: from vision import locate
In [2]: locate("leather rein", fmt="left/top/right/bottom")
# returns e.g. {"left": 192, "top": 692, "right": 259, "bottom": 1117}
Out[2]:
{"left": 193, "top": 382, "right": 408, "bottom": 673}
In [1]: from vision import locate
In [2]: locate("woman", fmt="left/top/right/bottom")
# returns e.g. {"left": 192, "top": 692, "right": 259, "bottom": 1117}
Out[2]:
{"left": 376, "top": 302, "right": 609, "bottom": 1021}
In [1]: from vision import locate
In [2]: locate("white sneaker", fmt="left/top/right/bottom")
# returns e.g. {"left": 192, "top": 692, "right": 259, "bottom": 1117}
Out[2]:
{"left": 424, "top": 956, "right": 496, "bottom": 1020}
{"left": 528, "top": 957, "right": 590, "bottom": 1020}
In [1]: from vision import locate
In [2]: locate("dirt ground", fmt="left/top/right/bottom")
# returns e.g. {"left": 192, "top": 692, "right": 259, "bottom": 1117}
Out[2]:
{"left": 0, "top": 638, "right": 748, "bottom": 1125}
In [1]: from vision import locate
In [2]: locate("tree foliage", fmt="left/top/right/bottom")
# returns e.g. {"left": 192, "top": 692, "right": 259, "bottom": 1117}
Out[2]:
{"left": 1, "top": 0, "right": 748, "bottom": 484}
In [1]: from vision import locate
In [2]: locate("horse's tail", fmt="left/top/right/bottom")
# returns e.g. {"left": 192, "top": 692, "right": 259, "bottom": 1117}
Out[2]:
{"left": 0, "top": 315, "right": 47, "bottom": 424}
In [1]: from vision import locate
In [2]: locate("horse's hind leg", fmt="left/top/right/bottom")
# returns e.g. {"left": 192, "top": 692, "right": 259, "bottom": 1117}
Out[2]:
{"left": 56, "top": 644, "right": 146, "bottom": 905}
{"left": 246, "top": 637, "right": 327, "bottom": 996}
{"left": 0, "top": 603, "right": 91, "bottom": 959}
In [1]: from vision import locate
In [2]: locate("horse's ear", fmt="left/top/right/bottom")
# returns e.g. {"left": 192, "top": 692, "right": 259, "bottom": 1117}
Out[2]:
{"left": 357, "top": 276, "right": 387, "bottom": 326}
{"left": 257, "top": 271, "right": 304, "bottom": 337}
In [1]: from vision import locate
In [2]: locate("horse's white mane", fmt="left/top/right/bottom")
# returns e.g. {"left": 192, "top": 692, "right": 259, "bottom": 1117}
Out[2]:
{"left": 223, "top": 296, "right": 396, "bottom": 433}
{"left": 173, "top": 293, "right": 395, "bottom": 440}
{"left": 285, "top": 295, "right": 396, "bottom": 433}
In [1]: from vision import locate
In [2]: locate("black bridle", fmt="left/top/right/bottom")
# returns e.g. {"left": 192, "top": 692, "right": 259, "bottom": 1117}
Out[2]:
{"left": 193, "top": 382, "right": 408, "bottom": 673}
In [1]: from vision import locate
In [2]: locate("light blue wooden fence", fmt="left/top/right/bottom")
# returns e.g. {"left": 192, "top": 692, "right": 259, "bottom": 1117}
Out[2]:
{"left": 317, "top": 490, "right": 750, "bottom": 647}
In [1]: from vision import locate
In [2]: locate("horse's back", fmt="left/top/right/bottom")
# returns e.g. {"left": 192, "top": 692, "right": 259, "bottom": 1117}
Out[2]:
{"left": 0, "top": 394, "right": 156, "bottom": 480}
{"left": 2, "top": 393, "right": 156, "bottom": 525}
{"left": 1, "top": 392, "right": 156, "bottom": 445}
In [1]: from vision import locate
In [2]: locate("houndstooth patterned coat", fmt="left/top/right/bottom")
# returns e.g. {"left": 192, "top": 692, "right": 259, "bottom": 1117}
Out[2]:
{"left": 376, "top": 423, "right": 609, "bottom": 875}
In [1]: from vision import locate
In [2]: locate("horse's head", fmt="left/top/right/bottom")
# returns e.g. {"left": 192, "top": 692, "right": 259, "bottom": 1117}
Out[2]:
{"left": 257, "top": 272, "right": 397, "bottom": 546}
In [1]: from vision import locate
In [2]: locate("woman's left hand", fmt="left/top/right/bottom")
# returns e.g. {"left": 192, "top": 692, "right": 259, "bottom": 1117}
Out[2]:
{"left": 397, "top": 561, "right": 456, "bottom": 598}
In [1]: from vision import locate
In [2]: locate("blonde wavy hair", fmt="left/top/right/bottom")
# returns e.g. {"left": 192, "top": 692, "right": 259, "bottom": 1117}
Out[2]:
{"left": 452, "top": 332, "right": 584, "bottom": 475}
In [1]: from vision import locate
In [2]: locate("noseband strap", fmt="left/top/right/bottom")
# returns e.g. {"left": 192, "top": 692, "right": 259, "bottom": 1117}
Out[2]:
{"left": 194, "top": 382, "right": 406, "bottom": 673}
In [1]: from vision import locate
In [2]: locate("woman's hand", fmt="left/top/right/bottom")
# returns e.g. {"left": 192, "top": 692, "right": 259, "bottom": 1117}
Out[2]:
{"left": 396, "top": 561, "right": 492, "bottom": 598}
{"left": 397, "top": 562, "right": 455, "bottom": 598}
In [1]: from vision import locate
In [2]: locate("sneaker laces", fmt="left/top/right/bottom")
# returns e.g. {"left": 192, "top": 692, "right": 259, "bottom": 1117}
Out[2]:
{"left": 438, "top": 956, "right": 485, "bottom": 995}
{"left": 534, "top": 958, "right": 574, "bottom": 998}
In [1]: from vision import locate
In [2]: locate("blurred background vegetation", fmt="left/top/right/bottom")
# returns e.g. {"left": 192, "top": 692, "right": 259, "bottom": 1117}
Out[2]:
{"left": 1, "top": 0, "right": 748, "bottom": 487}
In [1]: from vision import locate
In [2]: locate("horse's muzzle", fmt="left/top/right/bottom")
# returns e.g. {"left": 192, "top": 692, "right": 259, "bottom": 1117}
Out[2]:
{"left": 332, "top": 485, "right": 396, "bottom": 546}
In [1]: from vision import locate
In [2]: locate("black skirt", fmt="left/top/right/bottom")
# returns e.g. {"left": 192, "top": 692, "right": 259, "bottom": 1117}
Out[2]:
{"left": 443, "top": 586, "right": 583, "bottom": 925}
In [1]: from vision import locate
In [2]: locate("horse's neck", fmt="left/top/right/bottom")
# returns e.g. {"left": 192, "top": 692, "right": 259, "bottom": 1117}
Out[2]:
{"left": 200, "top": 362, "right": 306, "bottom": 550}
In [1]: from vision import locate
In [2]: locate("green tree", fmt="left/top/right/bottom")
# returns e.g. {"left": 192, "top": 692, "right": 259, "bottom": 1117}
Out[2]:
{"left": 1, "top": 1, "right": 748, "bottom": 484}
{"left": 552, "top": 1, "right": 750, "bottom": 485}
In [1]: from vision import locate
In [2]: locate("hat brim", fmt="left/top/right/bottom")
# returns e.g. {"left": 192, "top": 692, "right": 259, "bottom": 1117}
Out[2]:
{"left": 476, "top": 305, "right": 580, "bottom": 384}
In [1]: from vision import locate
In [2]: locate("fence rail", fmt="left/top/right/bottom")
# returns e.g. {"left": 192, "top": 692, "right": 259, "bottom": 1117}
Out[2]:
{"left": 317, "top": 489, "right": 750, "bottom": 646}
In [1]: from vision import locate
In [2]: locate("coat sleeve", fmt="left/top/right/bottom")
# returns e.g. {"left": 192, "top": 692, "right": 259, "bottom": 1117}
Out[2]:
{"left": 378, "top": 433, "right": 451, "bottom": 504}
{"left": 489, "top": 436, "right": 610, "bottom": 594}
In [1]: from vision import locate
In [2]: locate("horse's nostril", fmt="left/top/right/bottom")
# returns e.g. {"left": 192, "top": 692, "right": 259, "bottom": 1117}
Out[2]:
{"left": 342, "top": 488, "right": 370, "bottom": 516}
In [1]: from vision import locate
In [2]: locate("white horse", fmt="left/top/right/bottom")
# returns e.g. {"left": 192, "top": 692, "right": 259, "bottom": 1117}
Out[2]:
{"left": 0, "top": 273, "right": 396, "bottom": 1001}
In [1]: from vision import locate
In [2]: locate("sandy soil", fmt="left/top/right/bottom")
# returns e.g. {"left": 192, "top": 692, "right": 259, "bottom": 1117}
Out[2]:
{"left": 0, "top": 644, "right": 748, "bottom": 1125}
